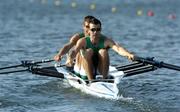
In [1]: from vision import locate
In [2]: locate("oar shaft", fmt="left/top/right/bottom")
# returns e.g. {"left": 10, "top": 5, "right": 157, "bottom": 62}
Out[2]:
{"left": 31, "top": 59, "right": 54, "bottom": 64}
{"left": 134, "top": 56, "right": 180, "bottom": 71}
{"left": 162, "top": 62, "right": 180, "bottom": 71}
{"left": 116, "top": 62, "right": 145, "bottom": 71}
{"left": 0, "top": 69, "right": 28, "bottom": 74}
{"left": 21, "top": 59, "right": 54, "bottom": 66}
{"left": 0, "top": 59, "right": 54, "bottom": 70}
{"left": 0, "top": 64, "right": 22, "bottom": 70}
{"left": 124, "top": 65, "right": 156, "bottom": 77}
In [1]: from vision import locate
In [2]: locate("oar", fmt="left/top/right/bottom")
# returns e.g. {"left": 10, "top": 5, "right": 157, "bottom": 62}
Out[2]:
{"left": 116, "top": 62, "right": 145, "bottom": 71}
{"left": 0, "top": 59, "right": 54, "bottom": 75}
{"left": 0, "top": 69, "right": 28, "bottom": 74}
{"left": 134, "top": 56, "right": 180, "bottom": 71}
{"left": 0, "top": 59, "right": 54, "bottom": 70}
{"left": 30, "top": 65, "right": 65, "bottom": 78}
{"left": 0, "top": 64, "right": 23, "bottom": 70}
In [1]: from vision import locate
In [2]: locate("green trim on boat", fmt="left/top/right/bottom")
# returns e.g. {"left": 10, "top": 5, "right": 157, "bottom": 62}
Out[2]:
{"left": 74, "top": 72, "right": 88, "bottom": 80}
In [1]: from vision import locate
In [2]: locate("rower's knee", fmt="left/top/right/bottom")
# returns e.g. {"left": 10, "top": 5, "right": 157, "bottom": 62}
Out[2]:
{"left": 84, "top": 48, "right": 94, "bottom": 59}
{"left": 99, "top": 49, "right": 109, "bottom": 58}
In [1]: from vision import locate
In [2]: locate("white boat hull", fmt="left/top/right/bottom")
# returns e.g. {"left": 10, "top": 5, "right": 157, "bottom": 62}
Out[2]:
{"left": 55, "top": 65, "right": 125, "bottom": 99}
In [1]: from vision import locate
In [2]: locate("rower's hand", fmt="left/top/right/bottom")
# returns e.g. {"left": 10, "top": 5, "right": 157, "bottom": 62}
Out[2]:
{"left": 127, "top": 54, "right": 135, "bottom": 61}
{"left": 54, "top": 54, "right": 62, "bottom": 61}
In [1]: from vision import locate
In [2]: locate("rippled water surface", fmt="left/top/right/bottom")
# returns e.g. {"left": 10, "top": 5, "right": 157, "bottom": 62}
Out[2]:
{"left": 0, "top": 0, "right": 180, "bottom": 112}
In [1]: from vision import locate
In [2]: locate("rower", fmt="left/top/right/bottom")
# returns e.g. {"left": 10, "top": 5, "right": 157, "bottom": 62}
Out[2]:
{"left": 69, "top": 18, "right": 134, "bottom": 80}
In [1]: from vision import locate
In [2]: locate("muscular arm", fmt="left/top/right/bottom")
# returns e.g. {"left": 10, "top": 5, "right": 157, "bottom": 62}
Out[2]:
{"left": 105, "top": 38, "right": 134, "bottom": 60}
{"left": 69, "top": 38, "right": 86, "bottom": 60}
{"left": 54, "top": 33, "right": 80, "bottom": 61}
{"left": 57, "top": 43, "right": 73, "bottom": 56}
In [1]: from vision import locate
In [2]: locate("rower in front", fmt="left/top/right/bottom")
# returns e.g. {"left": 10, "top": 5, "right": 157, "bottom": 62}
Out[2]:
{"left": 69, "top": 18, "right": 134, "bottom": 80}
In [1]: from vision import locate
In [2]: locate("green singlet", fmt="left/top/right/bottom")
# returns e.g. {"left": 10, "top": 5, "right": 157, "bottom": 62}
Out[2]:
{"left": 79, "top": 33, "right": 85, "bottom": 38}
{"left": 85, "top": 36, "right": 105, "bottom": 78}
{"left": 85, "top": 36, "right": 105, "bottom": 53}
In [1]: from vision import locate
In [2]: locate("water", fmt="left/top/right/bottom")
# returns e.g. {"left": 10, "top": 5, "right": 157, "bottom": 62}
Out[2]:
{"left": 0, "top": 0, "right": 180, "bottom": 112}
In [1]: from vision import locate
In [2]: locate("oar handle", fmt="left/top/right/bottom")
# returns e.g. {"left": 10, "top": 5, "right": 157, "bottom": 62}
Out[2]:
{"left": 33, "top": 59, "right": 54, "bottom": 64}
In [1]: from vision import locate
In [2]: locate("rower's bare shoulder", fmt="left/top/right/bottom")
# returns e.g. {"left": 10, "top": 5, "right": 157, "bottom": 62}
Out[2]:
{"left": 77, "top": 37, "right": 86, "bottom": 45}
{"left": 70, "top": 33, "right": 82, "bottom": 44}
{"left": 104, "top": 37, "right": 115, "bottom": 47}
{"left": 74, "top": 38, "right": 86, "bottom": 50}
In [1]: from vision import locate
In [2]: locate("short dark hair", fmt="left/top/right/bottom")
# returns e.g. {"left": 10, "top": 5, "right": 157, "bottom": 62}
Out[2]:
{"left": 84, "top": 15, "right": 95, "bottom": 23}
{"left": 89, "top": 18, "right": 101, "bottom": 28}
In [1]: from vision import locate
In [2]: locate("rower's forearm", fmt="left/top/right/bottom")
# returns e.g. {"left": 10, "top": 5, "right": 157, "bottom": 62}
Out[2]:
{"left": 117, "top": 47, "right": 133, "bottom": 57}
{"left": 58, "top": 45, "right": 72, "bottom": 56}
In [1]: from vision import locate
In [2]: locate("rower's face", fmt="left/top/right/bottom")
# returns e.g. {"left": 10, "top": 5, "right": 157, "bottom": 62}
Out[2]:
{"left": 89, "top": 23, "right": 101, "bottom": 38}
{"left": 83, "top": 21, "right": 90, "bottom": 36}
